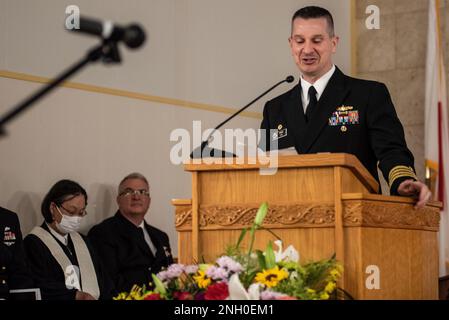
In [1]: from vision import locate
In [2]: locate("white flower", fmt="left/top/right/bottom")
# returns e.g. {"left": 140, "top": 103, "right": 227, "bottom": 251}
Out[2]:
{"left": 228, "top": 274, "right": 261, "bottom": 300}
{"left": 274, "top": 240, "right": 299, "bottom": 263}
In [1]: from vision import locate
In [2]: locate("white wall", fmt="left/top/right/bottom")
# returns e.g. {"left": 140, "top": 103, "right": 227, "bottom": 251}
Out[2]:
{"left": 0, "top": 0, "right": 351, "bottom": 255}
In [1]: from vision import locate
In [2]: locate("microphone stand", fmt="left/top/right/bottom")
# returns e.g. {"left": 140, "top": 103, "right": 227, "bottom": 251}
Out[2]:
{"left": 190, "top": 76, "right": 294, "bottom": 159}
{"left": 0, "top": 39, "right": 122, "bottom": 137}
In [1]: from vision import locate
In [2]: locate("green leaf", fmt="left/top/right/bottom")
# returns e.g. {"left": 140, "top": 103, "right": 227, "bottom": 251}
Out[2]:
{"left": 265, "top": 241, "right": 276, "bottom": 269}
{"left": 198, "top": 264, "right": 210, "bottom": 272}
{"left": 236, "top": 228, "right": 248, "bottom": 249}
{"left": 254, "top": 202, "right": 268, "bottom": 227}
{"left": 255, "top": 250, "right": 267, "bottom": 270}
{"left": 246, "top": 270, "right": 259, "bottom": 283}
{"left": 247, "top": 202, "right": 269, "bottom": 262}
{"left": 151, "top": 274, "right": 166, "bottom": 296}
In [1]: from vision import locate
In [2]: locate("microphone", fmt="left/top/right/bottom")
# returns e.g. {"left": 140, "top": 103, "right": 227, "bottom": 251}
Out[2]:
{"left": 190, "top": 75, "right": 295, "bottom": 159}
{"left": 71, "top": 17, "right": 146, "bottom": 49}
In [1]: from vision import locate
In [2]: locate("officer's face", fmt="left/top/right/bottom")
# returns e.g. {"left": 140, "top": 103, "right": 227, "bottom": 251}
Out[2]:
{"left": 289, "top": 17, "right": 338, "bottom": 83}
{"left": 117, "top": 178, "right": 151, "bottom": 217}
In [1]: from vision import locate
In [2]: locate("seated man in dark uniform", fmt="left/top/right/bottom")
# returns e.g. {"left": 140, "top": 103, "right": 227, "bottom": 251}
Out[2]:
{"left": 0, "top": 207, "right": 34, "bottom": 300}
{"left": 88, "top": 173, "right": 173, "bottom": 295}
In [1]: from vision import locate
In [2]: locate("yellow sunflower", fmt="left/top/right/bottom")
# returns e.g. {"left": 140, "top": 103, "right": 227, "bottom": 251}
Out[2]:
{"left": 320, "top": 292, "right": 330, "bottom": 300}
{"left": 127, "top": 285, "right": 146, "bottom": 300}
{"left": 254, "top": 266, "right": 289, "bottom": 288}
{"left": 324, "top": 281, "right": 336, "bottom": 293}
{"left": 329, "top": 265, "right": 343, "bottom": 280}
{"left": 113, "top": 292, "right": 129, "bottom": 300}
{"left": 193, "top": 270, "right": 212, "bottom": 289}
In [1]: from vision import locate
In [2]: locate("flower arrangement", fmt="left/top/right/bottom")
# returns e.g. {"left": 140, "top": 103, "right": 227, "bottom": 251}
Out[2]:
{"left": 114, "top": 203, "right": 343, "bottom": 300}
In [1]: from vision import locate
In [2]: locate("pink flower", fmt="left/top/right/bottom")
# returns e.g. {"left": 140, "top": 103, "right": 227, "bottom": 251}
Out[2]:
{"left": 194, "top": 292, "right": 206, "bottom": 300}
{"left": 166, "top": 264, "right": 185, "bottom": 278}
{"left": 276, "top": 296, "right": 297, "bottom": 300}
{"left": 205, "top": 282, "right": 229, "bottom": 300}
{"left": 216, "top": 256, "right": 244, "bottom": 273}
{"left": 184, "top": 265, "right": 199, "bottom": 274}
{"left": 206, "top": 266, "right": 229, "bottom": 281}
{"left": 173, "top": 291, "right": 194, "bottom": 300}
{"left": 259, "top": 289, "right": 297, "bottom": 300}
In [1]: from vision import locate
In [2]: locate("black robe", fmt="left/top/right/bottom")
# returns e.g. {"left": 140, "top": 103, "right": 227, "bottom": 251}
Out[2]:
{"left": 23, "top": 223, "right": 113, "bottom": 300}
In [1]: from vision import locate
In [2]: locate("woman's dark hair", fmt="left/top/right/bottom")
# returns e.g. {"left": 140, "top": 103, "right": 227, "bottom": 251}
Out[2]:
{"left": 41, "top": 179, "right": 88, "bottom": 223}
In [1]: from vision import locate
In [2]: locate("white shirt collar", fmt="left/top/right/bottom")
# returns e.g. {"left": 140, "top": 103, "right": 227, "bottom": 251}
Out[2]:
{"left": 300, "top": 65, "right": 336, "bottom": 111}
{"left": 46, "top": 223, "right": 68, "bottom": 246}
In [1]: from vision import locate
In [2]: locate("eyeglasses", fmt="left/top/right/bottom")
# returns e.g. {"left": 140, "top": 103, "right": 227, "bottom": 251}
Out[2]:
{"left": 58, "top": 205, "right": 88, "bottom": 217}
{"left": 119, "top": 189, "right": 150, "bottom": 197}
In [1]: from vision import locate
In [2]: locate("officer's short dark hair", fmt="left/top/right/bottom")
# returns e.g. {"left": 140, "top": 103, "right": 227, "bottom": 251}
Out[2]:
{"left": 41, "top": 180, "right": 88, "bottom": 223}
{"left": 291, "top": 6, "right": 335, "bottom": 37}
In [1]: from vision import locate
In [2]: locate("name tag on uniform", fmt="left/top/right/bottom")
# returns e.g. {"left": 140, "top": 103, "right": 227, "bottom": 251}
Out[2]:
{"left": 272, "top": 125, "right": 287, "bottom": 141}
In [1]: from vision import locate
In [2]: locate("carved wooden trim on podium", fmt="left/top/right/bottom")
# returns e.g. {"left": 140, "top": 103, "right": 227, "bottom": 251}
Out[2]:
{"left": 172, "top": 154, "right": 441, "bottom": 299}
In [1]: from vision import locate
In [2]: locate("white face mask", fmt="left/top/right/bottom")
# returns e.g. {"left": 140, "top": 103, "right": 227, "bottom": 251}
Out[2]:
{"left": 55, "top": 206, "right": 83, "bottom": 234}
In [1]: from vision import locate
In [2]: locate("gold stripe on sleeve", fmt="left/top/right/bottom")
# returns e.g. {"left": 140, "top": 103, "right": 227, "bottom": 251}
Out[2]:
{"left": 388, "top": 165, "right": 418, "bottom": 187}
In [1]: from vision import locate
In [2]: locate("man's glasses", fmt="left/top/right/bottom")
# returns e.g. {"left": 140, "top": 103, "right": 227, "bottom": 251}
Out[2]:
{"left": 58, "top": 205, "right": 88, "bottom": 217}
{"left": 119, "top": 189, "right": 150, "bottom": 197}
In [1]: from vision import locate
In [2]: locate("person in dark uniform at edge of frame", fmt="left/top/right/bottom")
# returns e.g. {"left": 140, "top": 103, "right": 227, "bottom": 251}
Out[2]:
{"left": 1, "top": 206, "right": 34, "bottom": 300}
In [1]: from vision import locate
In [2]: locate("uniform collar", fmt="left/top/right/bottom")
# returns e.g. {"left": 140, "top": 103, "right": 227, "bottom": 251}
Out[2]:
{"left": 300, "top": 64, "right": 336, "bottom": 101}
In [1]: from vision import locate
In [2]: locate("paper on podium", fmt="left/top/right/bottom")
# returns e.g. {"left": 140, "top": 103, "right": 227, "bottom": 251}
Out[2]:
{"left": 269, "top": 146, "right": 298, "bottom": 156}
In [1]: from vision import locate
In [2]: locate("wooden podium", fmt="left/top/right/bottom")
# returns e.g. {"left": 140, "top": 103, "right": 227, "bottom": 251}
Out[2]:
{"left": 172, "top": 153, "right": 440, "bottom": 299}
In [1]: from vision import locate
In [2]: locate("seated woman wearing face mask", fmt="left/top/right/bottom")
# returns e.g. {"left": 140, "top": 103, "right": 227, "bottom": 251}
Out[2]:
{"left": 24, "top": 180, "right": 112, "bottom": 300}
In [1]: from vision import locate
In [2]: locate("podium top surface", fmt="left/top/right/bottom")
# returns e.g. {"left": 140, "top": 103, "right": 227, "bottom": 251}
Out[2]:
{"left": 184, "top": 153, "right": 379, "bottom": 193}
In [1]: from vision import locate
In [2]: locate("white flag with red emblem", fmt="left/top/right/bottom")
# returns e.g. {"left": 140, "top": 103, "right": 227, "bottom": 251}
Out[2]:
{"left": 425, "top": 0, "right": 449, "bottom": 276}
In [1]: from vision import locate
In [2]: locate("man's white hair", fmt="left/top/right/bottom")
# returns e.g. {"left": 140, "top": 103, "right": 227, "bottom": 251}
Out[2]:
{"left": 118, "top": 172, "right": 149, "bottom": 193}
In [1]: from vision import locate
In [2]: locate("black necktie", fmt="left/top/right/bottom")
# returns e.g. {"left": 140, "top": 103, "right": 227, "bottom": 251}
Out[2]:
{"left": 305, "top": 86, "right": 317, "bottom": 123}
{"left": 137, "top": 227, "right": 155, "bottom": 259}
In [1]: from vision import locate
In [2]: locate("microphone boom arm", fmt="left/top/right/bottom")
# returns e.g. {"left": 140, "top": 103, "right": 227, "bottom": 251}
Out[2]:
{"left": 191, "top": 76, "right": 294, "bottom": 158}
{"left": 214, "top": 78, "right": 291, "bottom": 133}
{"left": 0, "top": 40, "right": 123, "bottom": 137}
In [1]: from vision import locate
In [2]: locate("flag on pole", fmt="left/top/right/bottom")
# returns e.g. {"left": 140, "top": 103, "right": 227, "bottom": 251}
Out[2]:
{"left": 425, "top": 0, "right": 449, "bottom": 277}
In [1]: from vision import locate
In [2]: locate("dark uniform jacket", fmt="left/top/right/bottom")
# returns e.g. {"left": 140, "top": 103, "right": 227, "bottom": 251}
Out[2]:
{"left": 260, "top": 67, "right": 416, "bottom": 194}
{"left": 23, "top": 223, "right": 113, "bottom": 300}
{"left": 0, "top": 207, "right": 33, "bottom": 299}
{"left": 88, "top": 212, "right": 173, "bottom": 295}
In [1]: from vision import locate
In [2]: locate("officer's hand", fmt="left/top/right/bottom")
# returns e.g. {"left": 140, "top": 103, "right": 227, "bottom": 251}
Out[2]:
{"left": 397, "top": 179, "right": 432, "bottom": 209}
{"left": 75, "top": 290, "right": 96, "bottom": 300}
